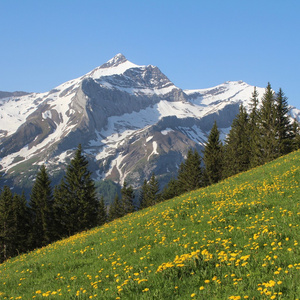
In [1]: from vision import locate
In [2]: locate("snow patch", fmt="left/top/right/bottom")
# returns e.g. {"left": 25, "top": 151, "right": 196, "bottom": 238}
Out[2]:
{"left": 42, "top": 110, "right": 52, "bottom": 119}
{"left": 148, "top": 141, "right": 159, "bottom": 161}
{"left": 146, "top": 136, "right": 153, "bottom": 142}
{"left": 161, "top": 128, "right": 174, "bottom": 135}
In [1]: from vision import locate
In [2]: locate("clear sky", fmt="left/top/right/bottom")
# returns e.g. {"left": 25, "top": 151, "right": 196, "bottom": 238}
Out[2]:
{"left": 0, "top": 0, "right": 299, "bottom": 107}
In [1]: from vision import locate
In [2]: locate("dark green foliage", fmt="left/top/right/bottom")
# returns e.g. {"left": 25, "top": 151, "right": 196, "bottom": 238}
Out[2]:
{"left": 139, "top": 174, "right": 160, "bottom": 209}
{"left": 203, "top": 121, "right": 223, "bottom": 184}
{"left": 0, "top": 186, "right": 15, "bottom": 261}
{"left": 139, "top": 179, "right": 150, "bottom": 209}
{"left": 276, "top": 88, "right": 293, "bottom": 156}
{"left": 12, "top": 192, "right": 30, "bottom": 254}
{"left": 98, "top": 196, "right": 107, "bottom": 226}
{"left": 292, "top": 120, "right": 300, "bottom": 150}
{"left": 29, "top": 165, "right": 54, "bottom": 247}
{"left": 249, "top": 87, "right": 263, "bottom": 167}
{"left": 178, "top": 148, "right": 203, "bottom": 192}
{"left": 108, "top": 194, "right": 124, "bottom": 221}
{"left": 54, "top": 145, "right": 98, "bottom": 237}
{"left": 224, "top": 105, "right": 250, "bottom": 178}
{"left": 148, "top": 173, "right": 160, "bottom": 206}
{"left": 259, "top": 82, "right": 278, "bottom": 163}
{"left": 160, "top": 178, "right": 181, "bottom": 201}
{"left": 121, "top": 181, "right": 135, "bottom": 214}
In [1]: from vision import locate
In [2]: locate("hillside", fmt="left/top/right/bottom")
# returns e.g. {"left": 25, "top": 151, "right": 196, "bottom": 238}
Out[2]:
{"left": 0, "top": 150, "right": 300, "bottom": 299}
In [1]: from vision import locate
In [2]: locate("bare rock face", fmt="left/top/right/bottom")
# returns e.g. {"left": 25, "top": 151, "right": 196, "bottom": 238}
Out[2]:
{"left": 0, "top": 54, "right": 299, "bottom": 192}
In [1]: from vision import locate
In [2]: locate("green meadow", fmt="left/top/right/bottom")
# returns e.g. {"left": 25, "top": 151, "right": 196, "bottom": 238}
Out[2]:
{"left": 0, "top": 150, "right": 300, "bottom": 299}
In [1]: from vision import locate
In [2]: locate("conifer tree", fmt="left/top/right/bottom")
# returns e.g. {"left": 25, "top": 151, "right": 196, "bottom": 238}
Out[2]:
{"left": 224, "top": 105, "right": 250, "bottom": 178}
{"left": 12, "top": 192, "right": 30, "bottom": 254}
{"left": 29, "top": 164, "right": 54, "bottom": 248}
{"left": 53, "top": 181, "right": 67, "bottom": 238}
{"left": 177, "top": 148, "right": 203, "bottom": 192}
{"left": 98, "top": 196, "right": 107, "bottom": 226}
{"left": 160, "top": 178, "right": 181, "bottom": 201}
{"left": 0, "top": 186, "right": 15, "bottom": 261}
{"left": 121, "top": 181, "right": 135, "bottom": 214}
{"left": 147, "top": 173, "right": 160, "bottom": 206}
{"left": 139, "top": 179, "right": 150, "bottom": 209}
{"left": 259, "top": 83, "right": 277, "bottom": 163}
{"left": 203, "top": 121, "right": 223, "bottom": 184}
{"left": 276, "top": 88, "right": 292, "bottom": 156}
{"left": 291, "top": 120, "right": 300, "bottom": 150}
{"left": 248, "top": 87, "right": 263, "bottom": 167}
{"left": 108, "top": 194, "right": 123, "bottom": 221}
{"left": 54, "top": 145, "right": 98, "bottom": 236}
{"left": 139, "top": 174, "right": 160, "bottom": 209}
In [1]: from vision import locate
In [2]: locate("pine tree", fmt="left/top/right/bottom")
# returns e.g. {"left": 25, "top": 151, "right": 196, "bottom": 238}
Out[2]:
{"left": 139, "top": 179, "right": 150, "bottom": 209}
{"left": 12, "top": 192, "right": 30, "bottom": 254}
{"left": 249, "top": 87, "right": 263, "bottom": 167}
{"left": 259, "top": 83, "right": 277, "bottom": 163}
{"left": 223, "top": 105, "right": 250, "bottom": 178}
{"left": 29, "top": 165, "right": 54, "bottom": 248}
{"left": 0, "top": 186, "right": 15, "bottom": 262}
{"left": 121, "top": 182, "right": 135, "bottom": 214}
{"left": 108, "top": 194, "right": 123, "bottom": 221}
{"left": 98, "top": 196, "right": 107, "bottom": 226}
{"left": 276, "top": 88, "right": 292, "bottom": 156}
{"left": 54, "top": 145, "right": 98, "bottom": 236}
{"left": 160, "top": 178, "right": 181, "bottom": 201}
{"left": 53, "top": 181, "right": 67, "bottom": 238}
{"left": 148, "top": 173, "right": 160, "bottom": 206}
{"left": 291, "top": 120, "right": 300, "bottom": 150}
{"left": 203, "top": 121, "right": 223, "bottom": 184}
{"left": 177, "top": 148, "right": 203, "bottom": 192}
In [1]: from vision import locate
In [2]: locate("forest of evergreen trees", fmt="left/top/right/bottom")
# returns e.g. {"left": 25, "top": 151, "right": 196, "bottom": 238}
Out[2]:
{"left": 0, "top": 83, "right": 299, "bottom": 262}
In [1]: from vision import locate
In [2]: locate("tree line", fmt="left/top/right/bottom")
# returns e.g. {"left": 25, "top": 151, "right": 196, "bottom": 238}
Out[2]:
{"left": 0, "top": 143, "right": 163, "bottom": 262}
{"left": 0, "top": 83, "right": 299, "bottom": 262}
{"left": 161, "top": 83, "right": 300, "bottom": 197}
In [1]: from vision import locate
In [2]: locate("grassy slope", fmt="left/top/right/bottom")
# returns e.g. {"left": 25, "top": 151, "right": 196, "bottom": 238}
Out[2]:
{"left": 0, "top": 151, "right": 300, "bottom": 300}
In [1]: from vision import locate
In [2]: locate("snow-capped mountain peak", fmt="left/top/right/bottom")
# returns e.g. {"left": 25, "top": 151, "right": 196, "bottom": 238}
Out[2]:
{"left": 102, "top": 53, "right": 128, "bottom": 68}
{"left": 87, "top": 54, "right": 142, "bottom": 79}
{"left": 1, "top": 55, "right": 299, "bottom": 194}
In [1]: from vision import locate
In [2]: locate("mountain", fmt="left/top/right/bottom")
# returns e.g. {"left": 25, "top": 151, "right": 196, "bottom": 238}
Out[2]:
{"left": 0, "top": 54, "right": 299, "bottom": 192}
{"left": 0, "top": 91, "right": 30, "bottom": 99}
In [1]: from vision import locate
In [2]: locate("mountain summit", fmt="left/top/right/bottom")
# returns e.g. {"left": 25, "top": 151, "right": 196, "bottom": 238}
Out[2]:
{"left": 101, "top": 53, "right": 128, "bottom": 68}
{"left": 0, "top": 55, "right": 299, "bottom": 193}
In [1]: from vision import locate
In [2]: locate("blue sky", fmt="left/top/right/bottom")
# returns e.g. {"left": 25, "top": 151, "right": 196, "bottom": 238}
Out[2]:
{"left": 0, "top": 0, "right": 299, "bottom": 107}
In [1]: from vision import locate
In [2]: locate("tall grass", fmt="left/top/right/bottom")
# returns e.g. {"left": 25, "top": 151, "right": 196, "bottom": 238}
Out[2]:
{"left": 1, "top": 150, "right": 300, "bottom": 299}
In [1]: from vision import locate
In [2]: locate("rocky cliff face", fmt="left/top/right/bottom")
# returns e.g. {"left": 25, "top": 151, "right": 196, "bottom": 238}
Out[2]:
{"left": 0, "top": 54, "right": 299, "bottom": 192}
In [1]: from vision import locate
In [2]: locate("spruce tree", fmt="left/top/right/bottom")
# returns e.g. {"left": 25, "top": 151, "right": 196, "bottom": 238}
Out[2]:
{"left": 291, "top": 120, "right": 300, "bottom": 150}
{"left": 12, "top": 192, "right": 30, "bottom": 254}
{"left": 0, "top": 186, "right": 15, "bottom": 261}
{"left": 148, "top": 173, "right": 160, "bottom": 206}
{"left": 139, "top": 179, "right": 150, "bottom": 209}
{"left": 276, "top": 88, "right": 292, "bottom": 156}
{"left": 160, "top": 178, "right": 181, "bottom": 201}
{"left": 98, "top": 196, "right": 107, "bottom": 226}
{"left": 53, "top": 181, "right": 67, "bottom": 238}
{"left": 29, "top": 164, "right": 54, "bottom": 248}
{"left": 177, "top": 148, "right": 203, "bottom": 192}
{"left": 108, "top": 194, "right": 123, "bottom": 221}
{"left": 203, "top": 121, "right": 223, "bottom": 184}
{"left": 54, "top": 144, "right": 98, "bottom": 236}
{"left": 259, "top": 83, "right": 277, "bottom": 163}
{"left": 249, "top": 87, "right": 263, "bottom": 167}
{"left": 223, "top": 105, "right": 250, "bottom": 178}
{"left": 121, "top": 182, "right": 135, "bottom": 214}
